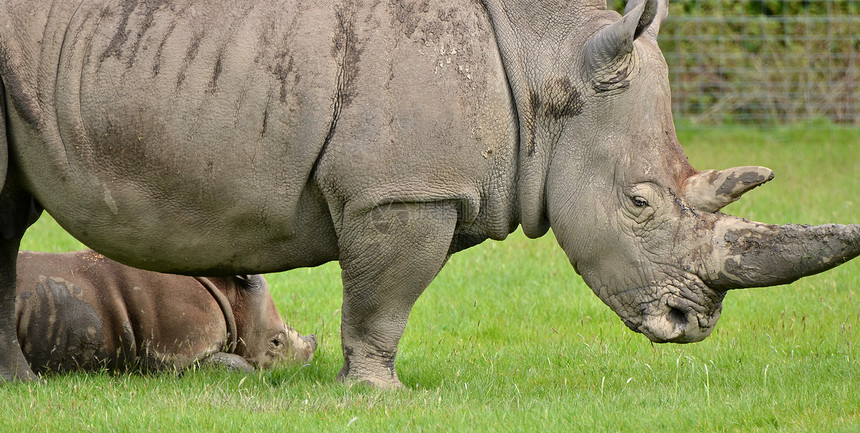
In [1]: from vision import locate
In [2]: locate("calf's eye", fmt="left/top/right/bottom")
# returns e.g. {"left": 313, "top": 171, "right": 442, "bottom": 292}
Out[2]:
{"left": 631, "top": 196, "right": 648, "bottom": 207}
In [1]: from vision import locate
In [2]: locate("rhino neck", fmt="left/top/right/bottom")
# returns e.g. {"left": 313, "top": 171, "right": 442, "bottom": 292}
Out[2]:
{"left": 483, "top": 0, "right": 609, "bottom": 238}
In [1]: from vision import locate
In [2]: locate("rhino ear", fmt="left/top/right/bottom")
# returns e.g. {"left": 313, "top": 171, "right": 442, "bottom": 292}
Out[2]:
{"left": 584, "top": 0, "right": 659, "bottom": 92}
{"left": 235, "top": 274, "right": 268, "bottom": 293}
{"left": 623, "top": 0, "right": 668, "bottom": 40}
{"left": 684, "top": 166, "right": 775, "bottom": 213}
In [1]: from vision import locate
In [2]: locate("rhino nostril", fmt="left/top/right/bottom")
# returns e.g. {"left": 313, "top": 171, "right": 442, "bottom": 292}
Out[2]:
{"left": 667, "top": 306, "right": 688, "bottom": 329}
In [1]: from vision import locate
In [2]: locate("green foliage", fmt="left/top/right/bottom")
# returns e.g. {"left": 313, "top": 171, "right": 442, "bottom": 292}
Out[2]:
{"left": 607, "top": 0, "right": 859, "bottom": 124}
{"left": 609, "top": 0, "right": 860, "bottom": 18}
{"left": 4, "top": 126, "right": 859, "bottom": 431}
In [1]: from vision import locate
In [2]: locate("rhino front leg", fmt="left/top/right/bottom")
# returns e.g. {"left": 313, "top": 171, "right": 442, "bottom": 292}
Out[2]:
{"left": 0, "top": 241, "right": 34, "bottom": 381}
{"left": 0, "top": 182, "right": 42, "bottom": 381}
{"left": 337, "top": 202, "right": 457, "bottom": 388}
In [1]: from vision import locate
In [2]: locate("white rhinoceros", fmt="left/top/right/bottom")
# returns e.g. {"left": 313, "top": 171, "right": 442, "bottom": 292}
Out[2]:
{"left": 0, "top": 0, "right": 858, "bottom": 387}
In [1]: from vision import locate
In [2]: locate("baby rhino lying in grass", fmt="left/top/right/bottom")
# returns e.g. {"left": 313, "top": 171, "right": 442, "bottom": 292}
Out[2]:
{"left": 15, "top": 250, "right": 317, "bottom": 375}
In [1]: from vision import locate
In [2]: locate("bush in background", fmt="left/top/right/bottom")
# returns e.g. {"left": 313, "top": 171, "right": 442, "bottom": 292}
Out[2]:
{"left": 608, "top": 0, "right": 859, "bottom": 125}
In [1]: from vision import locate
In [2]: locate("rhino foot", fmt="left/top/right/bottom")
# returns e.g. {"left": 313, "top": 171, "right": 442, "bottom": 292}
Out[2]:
{"left": 0, "top": 348, "right": 38, "bottom": 382}
{"left": 336, "top": 344, "right": 404, "bottom": 389}
{"left": 0, "top": 282, "right": 37, "bottom": 381}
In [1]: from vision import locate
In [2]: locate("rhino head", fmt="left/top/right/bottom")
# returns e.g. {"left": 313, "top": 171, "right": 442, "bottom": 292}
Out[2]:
{"left": 495, "top": 0, "right": 860, "bottom": 343}
{"left": 230, "top": 275, "right": 317, "bottom": 367}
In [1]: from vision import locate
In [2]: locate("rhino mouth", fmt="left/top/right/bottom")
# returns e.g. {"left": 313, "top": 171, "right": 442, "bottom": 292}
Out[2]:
{"left": 606, "top": 273, "right": 725, "bottom": 343}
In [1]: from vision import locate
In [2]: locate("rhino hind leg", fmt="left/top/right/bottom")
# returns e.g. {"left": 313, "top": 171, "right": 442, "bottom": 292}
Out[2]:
{"left": 337, "top": 202, "right": 458, "bottom": 388}
{"left": 0, "top": 181, "right": 43, "bottom": 381}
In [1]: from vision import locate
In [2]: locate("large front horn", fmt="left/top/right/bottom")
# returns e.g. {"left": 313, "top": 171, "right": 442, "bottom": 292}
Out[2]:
{"left": 704, "top": 217, "right": 860, "bottom": 290}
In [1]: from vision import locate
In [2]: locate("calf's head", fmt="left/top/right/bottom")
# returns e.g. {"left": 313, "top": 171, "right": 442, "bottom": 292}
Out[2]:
{"left": 230, "top": 275, "right": 316, "bottom": 368}
{"left": 534, "top": 0, "right": 860, "bottom": 342}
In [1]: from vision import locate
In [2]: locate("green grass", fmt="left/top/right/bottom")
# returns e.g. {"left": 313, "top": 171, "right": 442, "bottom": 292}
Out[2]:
{"left": 3, "top": 125, "right": 859, "bottom": 432}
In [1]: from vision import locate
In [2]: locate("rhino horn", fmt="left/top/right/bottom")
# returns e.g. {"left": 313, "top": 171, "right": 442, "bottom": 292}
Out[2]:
{"left": 584, "top": 0, "right": 658, "bottom": 91}
{"left": 705, "top": 217, "right": 860, "bottom": 290}
{"left": 684, "top": 166, "right": 774, "bottom": 212}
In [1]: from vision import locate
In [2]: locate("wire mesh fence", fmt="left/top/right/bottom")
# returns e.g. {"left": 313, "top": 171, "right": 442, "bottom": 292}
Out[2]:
{"left": 612, "top": 1, "right": 860, "bottom": 125}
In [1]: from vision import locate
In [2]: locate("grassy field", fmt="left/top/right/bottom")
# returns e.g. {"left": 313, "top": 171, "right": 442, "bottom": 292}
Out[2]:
{"left": 2, "top": 125, "right": 858, "bottom": 432}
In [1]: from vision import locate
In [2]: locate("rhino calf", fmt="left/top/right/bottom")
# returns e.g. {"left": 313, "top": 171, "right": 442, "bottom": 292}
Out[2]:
{"left": 15, "top": 250, "right": 316, "bottom": 374}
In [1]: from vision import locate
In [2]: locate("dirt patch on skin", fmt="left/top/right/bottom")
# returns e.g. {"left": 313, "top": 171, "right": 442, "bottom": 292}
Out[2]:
{"left": 390, "top": 0, "right": 431, "bottom": 39}
{"left": 714, "top": 223, "right": 860, "bottom": 289}
{"left": 524, "top": 77, "right": 585, "bottom": 154}
{"left": 332, "top": 3, "right": 363, "bottom": 110}
{"left": 18, "top": 277, "right": 105, "bottom": 373}
{"left": 99, "top": 0, "right": 170, "bottom": 67}
{"left": 532, "top": 77, "right": 584, "bottom": 120}
{"left": 388, "top": 1, "right": 489, "bottom": 87}
{"left": 715, "top": 170, "right": 774, "bottom": 197}
{"left": 318, "top": 1, "right": 365, "bottom": 171}
{"left": 389, "top": 1, "right": 488, "bottom": 48}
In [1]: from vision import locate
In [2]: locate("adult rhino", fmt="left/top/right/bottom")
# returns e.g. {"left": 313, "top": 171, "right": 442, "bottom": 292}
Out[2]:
{"left": 0, "top": 0, "right": 858, "bottom": 387}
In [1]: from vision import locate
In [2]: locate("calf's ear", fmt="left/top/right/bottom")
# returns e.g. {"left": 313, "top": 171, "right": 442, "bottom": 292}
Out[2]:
{"left": 235, "top": 274, "right": 267, "bottom": 292}
{"left": 583, "top": 0, "right": 658, "bottom": 92}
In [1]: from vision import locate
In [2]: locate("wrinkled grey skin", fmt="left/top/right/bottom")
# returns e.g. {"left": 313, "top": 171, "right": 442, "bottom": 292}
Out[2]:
{"left": 1, "top": 0, "right": 858, "bottom": 387}
{"left": 15, "top": 250, "right": 316, "bottom": 374}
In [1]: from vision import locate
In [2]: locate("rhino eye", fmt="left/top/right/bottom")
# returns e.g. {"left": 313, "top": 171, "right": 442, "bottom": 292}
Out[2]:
{"left": 271, "top": 337, "right": 283, "bottom": 347}
{"left": 631, "top": 196, "right": 649, "bottom": 207}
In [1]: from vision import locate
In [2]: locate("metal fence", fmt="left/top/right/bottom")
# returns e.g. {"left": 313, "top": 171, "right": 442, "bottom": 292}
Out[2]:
{"left": 618, "top": 1, "right": 860, "bottom": 125}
